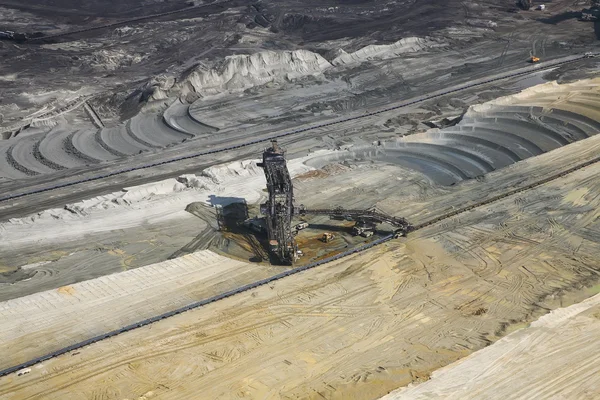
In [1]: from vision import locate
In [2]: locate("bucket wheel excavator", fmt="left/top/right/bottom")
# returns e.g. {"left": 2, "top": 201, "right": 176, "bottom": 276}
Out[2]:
{"left": 258, "top": 140, "right": 412, "bottom": 264}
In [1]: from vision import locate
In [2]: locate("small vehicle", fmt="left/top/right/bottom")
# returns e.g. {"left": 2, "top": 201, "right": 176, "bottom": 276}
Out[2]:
{"left": 361, "top": 230, "right": 374, "bottom": 238}
{"left": 295, "top": 222, "right": 309, "bottom": 230}
{"left": 296, "top": 249, "right": 304, "bottom": 257}
{"left": 393, "top": 229, "right": 406, "bottom": 239}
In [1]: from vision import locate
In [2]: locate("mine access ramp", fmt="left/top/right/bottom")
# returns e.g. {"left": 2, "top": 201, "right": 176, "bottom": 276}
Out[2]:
{"left": 296, "top": 205, "right": 414, "bottom": 237}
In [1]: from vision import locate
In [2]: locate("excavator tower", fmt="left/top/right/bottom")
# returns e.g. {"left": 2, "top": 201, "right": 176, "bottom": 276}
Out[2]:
{"left": 258, "top": 140, "right": 297, "bottom": 265}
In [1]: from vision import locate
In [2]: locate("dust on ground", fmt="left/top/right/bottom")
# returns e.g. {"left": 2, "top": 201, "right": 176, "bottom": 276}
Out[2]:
{"left": 383, "top": 292, "right": 600, "bottom": 400}
{"left": 2, "top": 142, "right": 599, "bottom": 399}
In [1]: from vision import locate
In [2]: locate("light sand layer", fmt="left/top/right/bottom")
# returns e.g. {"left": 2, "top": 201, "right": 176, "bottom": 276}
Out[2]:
{"left": 382, "top": 292, "right": 600, "bottom": 400}
{"left": 1, "top": 155, "right": 599, "bottom": 399}
{"left": 0, "top": 250, "right": 282, "bottom": 370}
{"left": 0, "top": 154, "right": 317, "bottom": 247}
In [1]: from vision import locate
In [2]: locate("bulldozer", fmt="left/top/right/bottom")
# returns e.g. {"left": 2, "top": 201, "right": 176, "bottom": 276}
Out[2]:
{"left": 320, "top": 232, "right": 335, "bottom": 243}
{"left": 529, "top": 50, "right": 540, "bottom": 63}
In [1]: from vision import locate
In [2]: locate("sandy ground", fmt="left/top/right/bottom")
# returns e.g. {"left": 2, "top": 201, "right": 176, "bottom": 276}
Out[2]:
{"left": 0, "top": 250, "right": 284, "bottom": 371}
{"left": 382, "top": 292, "right": 600, "bottom": 400}
{"left": 0, "top": 1, "right": 599, "bottom": 398}
{"left": 2, "top": 74, "right": 598, "bottom": 296}
{"left": 0, "top": 213, "right": 210, "bottom": 301}
{"left": 0, "top": 155, "right": 315, "bottom": 247}
{"left": 1, "top": 137, "right": 599, "bottom": 399}
{"left": 0, "top": 153, "right": 318, "bottom": 299}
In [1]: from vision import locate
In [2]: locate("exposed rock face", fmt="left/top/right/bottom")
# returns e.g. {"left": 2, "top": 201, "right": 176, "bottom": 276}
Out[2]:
{"left": 331, "top": 37, "right": 443, "bottom": 66}
{"left": 142, "top": 38, "right": 445, "bottom": 102}
{"left": 149, "top": 49, "right": 332, "bottom": 100}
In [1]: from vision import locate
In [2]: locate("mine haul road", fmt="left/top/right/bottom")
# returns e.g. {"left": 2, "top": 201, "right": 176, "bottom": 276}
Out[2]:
{"left": 6, "top": 0, "right": 232, "bottom": 42}
{"left": 2, "top": 138, "right": 599, "bottom": 379}
{"left": 0, "top": 53, "right": 589, "bottom": 222}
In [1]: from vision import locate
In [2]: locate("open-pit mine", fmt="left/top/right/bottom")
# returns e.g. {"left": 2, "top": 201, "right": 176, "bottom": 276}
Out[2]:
{"left": 1, "top": 1, "right": 599, "bottom": 399}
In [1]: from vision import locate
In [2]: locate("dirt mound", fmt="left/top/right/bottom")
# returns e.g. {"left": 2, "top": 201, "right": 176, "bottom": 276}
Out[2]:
{"left": 332, "top": 37, "right": 443, "bottom": 66}
{"left": 148, "top": 49, "right": 332, "bottom": 100}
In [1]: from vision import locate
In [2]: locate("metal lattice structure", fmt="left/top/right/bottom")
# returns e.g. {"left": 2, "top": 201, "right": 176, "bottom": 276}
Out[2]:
{"left": 295, "top": 205, "right": 414, "bottom": 236}
{"left": 258, "top": 140, "right": 297, "bottom": 265}
{"left": 258, "top": 141, "right": 413, "bottom": 264}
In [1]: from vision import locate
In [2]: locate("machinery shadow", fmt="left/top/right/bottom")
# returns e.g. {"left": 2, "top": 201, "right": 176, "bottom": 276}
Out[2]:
{"left": 208, "top": 194, "right": 247, "bottom": 208}
{"left": 306, "top": 223, "right": 354, "bottom": 234}
{"left": 537, "top": 11, "right": 581, "bottom": 24}
{"left": 169, "top": 197, "right": 281, "bottom": 264}
{"left": 214, "top": 200, "right": 275, "bottom": 264}
{"left": 168, "top": 202, "right": 218, "bottom": 260}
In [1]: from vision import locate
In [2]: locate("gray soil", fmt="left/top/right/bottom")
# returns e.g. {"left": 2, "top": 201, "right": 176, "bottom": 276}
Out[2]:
{"left": 0, "top": 0, "right": 598, "bottom": 194}
{"left": 0, "top": 3, "right": 599, "bottom": 398}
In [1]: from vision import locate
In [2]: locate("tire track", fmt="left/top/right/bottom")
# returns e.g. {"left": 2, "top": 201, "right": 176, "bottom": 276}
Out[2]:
{"left": 497, "top": 32, "right": 513, "bottom": 68}
{"left": 65, "top": 132, "right": 102, "bottom": 164}
{"left": 2, "top": 59, "right": 600, "bottom": 380}
{"left": 6, "top": 145, "right": 39, "bottom": 176}
{"left": 25, "top": 1, "right": 230, "bottom": 43}
{"left": 3, "top": 285, "right": 375, "bottom": 396}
